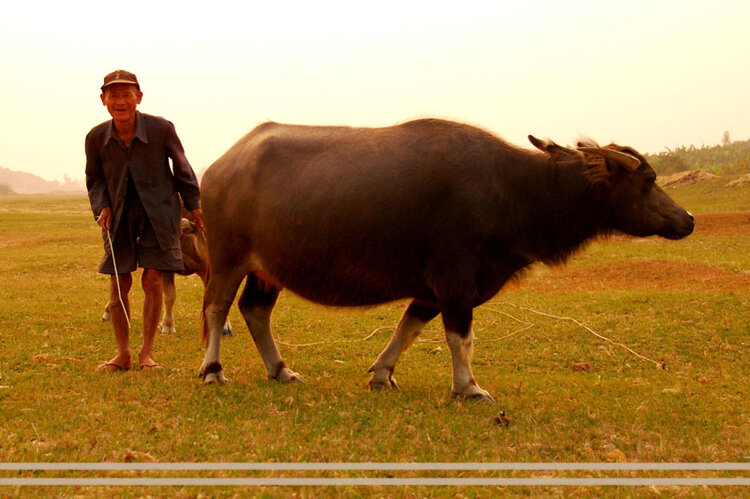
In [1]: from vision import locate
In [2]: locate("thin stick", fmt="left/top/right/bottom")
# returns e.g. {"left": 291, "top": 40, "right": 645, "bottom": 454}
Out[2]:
{"left": 476, "top": 306, "right": 536, "bottom": 343}
{"left": 416, "top": 308, "right": 535, "bottom": 345}
{"left": 106, "top": 229, "right": 130, "bottom": 330}
{"left": 276, "top": 327, "right": 387, "bottom": 348}
{"left": 489, "top": 301, "right": 665, "bottom": 369}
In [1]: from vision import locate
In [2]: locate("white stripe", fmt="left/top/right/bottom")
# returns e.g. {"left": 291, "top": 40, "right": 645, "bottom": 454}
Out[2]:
{"left": 0, "top": 478, "right": 748, "bottom": 486}
{"left": 1, "top": 462, "right": 748, "bottom": 471}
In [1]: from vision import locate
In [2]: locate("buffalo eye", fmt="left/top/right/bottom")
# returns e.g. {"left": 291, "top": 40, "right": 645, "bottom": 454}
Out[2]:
{"left": 643, "top": 175, "right": 656, "bottom": 193}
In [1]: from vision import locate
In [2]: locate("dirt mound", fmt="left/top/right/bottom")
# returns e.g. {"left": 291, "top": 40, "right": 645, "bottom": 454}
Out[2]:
{"left": 726, "top": 173, "right": 750, "bottom": 187}
{"left": 658, "top": 170, "right": 716, "bottom": 187}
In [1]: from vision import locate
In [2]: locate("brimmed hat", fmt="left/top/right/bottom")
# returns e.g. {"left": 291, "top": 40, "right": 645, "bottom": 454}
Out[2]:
{"left": 101, "top": 70, "right": 140, "bottom": 91}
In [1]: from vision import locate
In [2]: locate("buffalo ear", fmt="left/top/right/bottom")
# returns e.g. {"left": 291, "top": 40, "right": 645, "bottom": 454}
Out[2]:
{"left": 577, "top": 147, "right": 641, "bottom": 171}
{"left": 575, "top": 140, "right": 612, "bottom": 184}
{"left": 578, "top": 150, "right": 611, "bottom": 184}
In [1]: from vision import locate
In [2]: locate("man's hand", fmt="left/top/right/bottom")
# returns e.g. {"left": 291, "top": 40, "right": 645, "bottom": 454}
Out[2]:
{"left": 191, "top": 208, "right": 205, "bottom": 232}
{"left": 97, "top": 206, "right": 113, "bottom": 231}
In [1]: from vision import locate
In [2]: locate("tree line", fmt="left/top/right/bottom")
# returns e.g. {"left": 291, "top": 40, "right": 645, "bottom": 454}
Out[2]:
{"left": 646, "top": 136, "right": 750, "bottom": 176}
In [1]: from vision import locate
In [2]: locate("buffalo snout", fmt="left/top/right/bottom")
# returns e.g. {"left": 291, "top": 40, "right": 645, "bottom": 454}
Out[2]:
{"left": 660, "top": 209, "right": 694, "bottom": 240}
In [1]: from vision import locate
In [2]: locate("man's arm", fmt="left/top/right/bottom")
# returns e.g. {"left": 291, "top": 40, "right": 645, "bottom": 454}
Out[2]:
{"left": 164, "top": 121, "right": 201, "bottom": 212}
{"left": 85, "top": 130, "right": 111, "bottom": 223}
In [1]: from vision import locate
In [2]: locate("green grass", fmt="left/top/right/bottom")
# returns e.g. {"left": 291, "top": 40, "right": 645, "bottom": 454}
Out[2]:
{"left": 662, "top": 173, "right": 750, "bottom": 213}
{"left": 0, "top": 185, "right": 748, "bottom": 496}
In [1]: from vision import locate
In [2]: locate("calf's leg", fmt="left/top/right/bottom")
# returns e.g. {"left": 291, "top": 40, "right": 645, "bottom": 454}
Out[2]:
{"left": 102, "top": 301, "right": 113, "bottom": 322}
{"left": 159, "top": 271, "right": 177, "bottom": 333}
{"left": 368, "top": 301, "right": 439, "bottom": 389}
{"left": 238, "top": 275, "right": 303, "bottom": 383}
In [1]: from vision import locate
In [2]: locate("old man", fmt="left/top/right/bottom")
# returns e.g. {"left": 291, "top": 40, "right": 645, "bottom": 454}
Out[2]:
{"left": 85, "top": 69, "right": 203, "bottom": 371}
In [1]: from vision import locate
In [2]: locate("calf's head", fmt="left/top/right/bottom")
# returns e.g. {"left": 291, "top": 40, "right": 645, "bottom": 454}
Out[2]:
{"left": 577, "top": 142, "right": 694, "bottom": 240}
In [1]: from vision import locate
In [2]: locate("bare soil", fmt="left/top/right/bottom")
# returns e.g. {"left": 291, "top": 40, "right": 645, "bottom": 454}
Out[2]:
{"left": 522, "top": 212, "right": 750, "bottom": 292}
{"left": 693, "top": 212, "right": 750, "bottom": 235}
{"left": 526, "top": 259, "right": 749, "bottom": 292}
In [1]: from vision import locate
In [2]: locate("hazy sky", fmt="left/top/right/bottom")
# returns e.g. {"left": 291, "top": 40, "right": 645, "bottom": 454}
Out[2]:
{"left": 1, "top": 0, "right": 748, "bottom": 183}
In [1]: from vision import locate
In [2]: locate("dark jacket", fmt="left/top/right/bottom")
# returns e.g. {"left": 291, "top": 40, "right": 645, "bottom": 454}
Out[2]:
{"left": 85, "top": 112, "right": 201, "bottom": 251}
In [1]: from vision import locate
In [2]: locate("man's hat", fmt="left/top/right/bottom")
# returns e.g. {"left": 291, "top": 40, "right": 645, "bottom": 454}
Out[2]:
{"left": 101, "top": 70, "right": 140, "bottom": 91}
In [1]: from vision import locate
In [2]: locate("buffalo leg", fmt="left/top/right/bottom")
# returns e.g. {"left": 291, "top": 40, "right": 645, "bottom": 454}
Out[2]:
{"left": 368, "top": 301, "right": 439, "bottom": 389}
{"left": 199, "top": 267, "right": 246, "bottom": 384}
{"left": 442, "top": 308, "right": 494, "bottom": 402}
{"left": 159, "top": 271, "right": 177, "bottom": 333}
{"left": 238, "top": 275, "right": 303, "bottom": 382}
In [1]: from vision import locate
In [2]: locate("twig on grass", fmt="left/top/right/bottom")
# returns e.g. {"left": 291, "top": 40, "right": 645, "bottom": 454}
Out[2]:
{"left": 416, "top": 306, "right": 535, "bottom": 344}
{"left": 476, "top": 307, "right": 536, "bottom": 343}
{"left": 276, "top": 327, "right": 387, "bottom": 348}
{"left": 275, "top": 302, "right": 665, "bottom": 370}
{"left": 487, "top": 301, "right": 666, "bottom": 369}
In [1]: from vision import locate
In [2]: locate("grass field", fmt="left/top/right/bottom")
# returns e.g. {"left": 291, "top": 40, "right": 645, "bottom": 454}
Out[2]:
{"left": 0, "top": 176, "right": 748, "bottom": 496}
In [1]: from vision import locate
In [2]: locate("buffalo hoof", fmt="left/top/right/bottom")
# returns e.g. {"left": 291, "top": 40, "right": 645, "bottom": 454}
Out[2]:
{"left": 203, "top": 371, "right": 228, "bottom": 385}
{"left": 367, "top": 368, "right": 399, "bottom": 390}
{"left": 452, "top": 386, "right": 495, "bottom": 403}
{"left": 274, "top": 368, "right": 304, "bottom": 383}
{"left": 200, "top": 362, "right": 227, "bottom": 385}
{"left": 158, "top": 324, "right": 176, "bottom": 334}
{"left": 222, "top": 320, "right": 233, "bottom": 337}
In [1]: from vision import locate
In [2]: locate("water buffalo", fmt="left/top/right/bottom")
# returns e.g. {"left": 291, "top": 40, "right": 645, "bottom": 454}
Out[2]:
{"left": 198, "top": 119, "right": 694, "bottom": 401}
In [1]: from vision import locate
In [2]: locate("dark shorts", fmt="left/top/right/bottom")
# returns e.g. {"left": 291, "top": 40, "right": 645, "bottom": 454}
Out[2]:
{"left": 99, "top": 195, "right": 183, "bottom": 275}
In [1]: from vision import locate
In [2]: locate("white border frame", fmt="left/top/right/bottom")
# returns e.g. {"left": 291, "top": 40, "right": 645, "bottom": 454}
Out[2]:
{"left": 1, "top": 462, "right": 748, "bottom": 486}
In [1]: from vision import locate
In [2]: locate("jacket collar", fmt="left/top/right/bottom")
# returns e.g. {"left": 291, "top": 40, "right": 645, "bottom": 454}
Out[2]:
{"left": 104, "top": 111, "right": 149, "bottom": 146}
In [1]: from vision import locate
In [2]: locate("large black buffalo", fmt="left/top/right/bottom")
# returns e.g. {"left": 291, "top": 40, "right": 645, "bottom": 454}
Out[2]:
{"left": 198, "top": 119, "right": 694, "bottom": 401}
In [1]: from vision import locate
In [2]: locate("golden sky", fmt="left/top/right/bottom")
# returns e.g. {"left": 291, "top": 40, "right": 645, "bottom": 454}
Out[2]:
{"left": 1, "top": 0, "right": 748, "bottom": 182}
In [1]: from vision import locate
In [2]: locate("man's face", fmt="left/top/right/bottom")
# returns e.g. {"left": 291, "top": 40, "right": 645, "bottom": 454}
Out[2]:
{"left": 100, "top": 84, "right": 143, "bottom": 124}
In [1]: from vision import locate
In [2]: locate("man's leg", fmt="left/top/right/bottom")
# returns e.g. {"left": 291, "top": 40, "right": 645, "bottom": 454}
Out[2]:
{"left": 99, "top": 273, "right": 133, "bottom": 371}
{"left": 140, "top": 268, "right": 164, "bottom": 368}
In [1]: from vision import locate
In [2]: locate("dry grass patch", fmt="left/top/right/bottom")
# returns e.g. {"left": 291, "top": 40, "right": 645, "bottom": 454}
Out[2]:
{"left": 525, "top": 258, "right": 750, "bottom": 292}
{"left": 694, "top": 212, "right": 750, "bottom": 235}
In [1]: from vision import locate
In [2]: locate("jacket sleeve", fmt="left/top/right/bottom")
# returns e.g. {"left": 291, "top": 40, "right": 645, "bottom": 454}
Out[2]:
{"left": 165, "top": 121, "right": 201, "bottom": 211}
{"left": 85, "top": 130, "right": 110, "bottom": 218}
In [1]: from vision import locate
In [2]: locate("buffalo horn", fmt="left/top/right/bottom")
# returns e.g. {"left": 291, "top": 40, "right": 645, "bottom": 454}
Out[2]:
{"left": 577, "top": 147, "right": 641, "bottom": 171}
{"left": 529, "top": 135, "right": 578, "bottom": 156}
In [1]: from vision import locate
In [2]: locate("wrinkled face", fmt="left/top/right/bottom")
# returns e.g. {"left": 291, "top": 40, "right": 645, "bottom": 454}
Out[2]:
{"left": 100, "top": 83, "right": 142, "bottom": 124}
{"left": 599, "top": 147, "right": 694, "bottom": 240}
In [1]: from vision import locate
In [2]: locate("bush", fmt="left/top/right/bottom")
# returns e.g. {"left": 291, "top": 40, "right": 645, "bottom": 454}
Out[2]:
{"left": 647, "top": 139, "right": 750, "bottom": 176}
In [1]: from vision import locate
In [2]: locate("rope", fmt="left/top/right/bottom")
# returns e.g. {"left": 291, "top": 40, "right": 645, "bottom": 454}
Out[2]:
{"left": 106, "top": 229, "right": 131, "bottom": 330}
